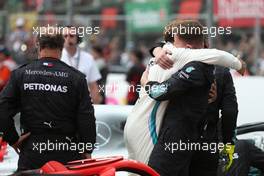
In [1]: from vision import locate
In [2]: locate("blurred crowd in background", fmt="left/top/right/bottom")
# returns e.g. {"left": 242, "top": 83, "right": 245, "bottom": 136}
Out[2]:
{"left": 0, "top": 0, "right": 264, "bottom": 104}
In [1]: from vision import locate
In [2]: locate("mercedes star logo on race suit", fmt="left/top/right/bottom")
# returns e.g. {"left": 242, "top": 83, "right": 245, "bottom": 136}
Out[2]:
{"left": 96, "top": 121, "right": 112, "bottom": 147}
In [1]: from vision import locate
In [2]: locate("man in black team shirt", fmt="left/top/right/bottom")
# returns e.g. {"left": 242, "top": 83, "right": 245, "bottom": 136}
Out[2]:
{"left": 189, "top": 37, "right": 239, "bottom": 176}
{"left": 151, "top": 33, "right": 264, "bottom": 176}
{"left": 0, "top": 28, "right": 96, "bottom": 171}
{"left": 190, "top": 39, "right": 264, "bottom": 175}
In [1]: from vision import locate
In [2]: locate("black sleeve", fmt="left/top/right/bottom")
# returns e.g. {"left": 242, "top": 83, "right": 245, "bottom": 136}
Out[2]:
{"left": 149, "top": 41, "right": 166, "bottom": 57}
{"left": 145, "top": 62, "right": 207, "bottom": 101}
{"left": 0, "top": 71, "right": 20, "bottom": 145}
{"left": 76, "top": 76, "right": 96, "bottom": 153}
{"left": 220, "top": 69, "right": 238, "bottom": 144}
{"left": 126, "top": 67, "right": 134, "bottom": 82}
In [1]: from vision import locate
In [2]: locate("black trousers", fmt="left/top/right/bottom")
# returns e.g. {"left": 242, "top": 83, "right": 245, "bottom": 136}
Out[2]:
{"left": 148, "top": 124, "right": 219, "bottom": 176}
{"left": 17, "top": 135, "right": 84, "bottom": 171}
{"left": 189, "top": 131, "right": 219, "bottom": 176}
{"left": 148, "top": 125, "right": 199, "bottom": 176}
{"left": 148, "top": 125, "right": 264, "bottom": 176}
{"left": 189, "top": 150, "right": 219, "bottom": 176}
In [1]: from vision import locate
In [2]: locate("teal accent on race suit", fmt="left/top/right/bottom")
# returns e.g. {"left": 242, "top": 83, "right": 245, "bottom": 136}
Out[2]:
{"left": 150, "top": 84, "right": 168, "bottom": 99}
{"left": 149, "top": 101, "right": 161, "bottom": 145}
{"left": 185, "top": 66, "right": 195, "bottom": 73}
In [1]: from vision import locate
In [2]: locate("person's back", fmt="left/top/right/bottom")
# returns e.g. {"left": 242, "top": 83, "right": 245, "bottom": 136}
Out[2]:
{"left": 16, "top": 58, "right": 88, "bottom": 135}
{"left": 146, "top": 60, "right": 214, "bottom": 176}
{"left": 161, "top": 61, "right": 214, "bottom": 139}
{"left": 0, "top": 28, "right": 96, "bottom": 171}
{"left": 189, "top": 66, "right": 238, "bottom": 176}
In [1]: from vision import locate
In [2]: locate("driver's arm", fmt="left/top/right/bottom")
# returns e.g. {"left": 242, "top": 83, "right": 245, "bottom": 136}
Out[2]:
{"left": 145, "top": 61, "right": 210, "bottom": 101}
{"left": 77, "top": 76, "right": 96, "bottom": 155}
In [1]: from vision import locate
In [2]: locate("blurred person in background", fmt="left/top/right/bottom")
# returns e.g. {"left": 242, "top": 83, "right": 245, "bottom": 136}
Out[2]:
{"left": 91, "top": 45, "right": 108, "bottom": 104}
{"left": 0, "top": 45, "right": 17, "bottom": 71}
{"left": 7, "top": 18, "right": 30, "bottom": 65}
{"left": 0, "top": 54, "right": 11, "bottom": 92}
{"left": 108, "top": 36, "right": 122, "bottom": 65}
{"left": 0, "top": 29, "right": 96, "bottom": 171}
{"left": 61, "top": 26, "right": 103, "bottom": 104}
{"left": 126, "top": 49, "right": 145, "bottom": 105}
{"left": 0, "top": 45, "right": 17, "bottom": 92}
{"left": 220, "top": 35, "right": 258, "bottom": 75}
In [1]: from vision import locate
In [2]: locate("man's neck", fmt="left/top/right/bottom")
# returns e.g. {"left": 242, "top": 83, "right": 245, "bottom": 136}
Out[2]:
{"left": 39, "top": 49, "right": 61, "bottom": 59}
{"left": 65, "top": 46, "right": 77, "bottom": 57}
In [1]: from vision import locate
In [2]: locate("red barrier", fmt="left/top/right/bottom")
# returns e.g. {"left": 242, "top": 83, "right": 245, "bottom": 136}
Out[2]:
{"left": 0, "top": 138, "right": 7, "bottom": 162}
{"left": 41, "top": 156, "right": 159, "bottom": 176}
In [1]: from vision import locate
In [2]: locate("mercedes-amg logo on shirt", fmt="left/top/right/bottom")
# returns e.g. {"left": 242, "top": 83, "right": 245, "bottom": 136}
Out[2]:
{"left": 96, "top": 121, "right": 112, "bottom": 147}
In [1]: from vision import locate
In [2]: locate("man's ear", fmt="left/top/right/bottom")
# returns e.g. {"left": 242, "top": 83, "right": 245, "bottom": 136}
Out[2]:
{"left": 186, "top": 44, "right": 193, "bottom": 49}
{"left": 204, "top": 42, "right": 209, "bottom": 48}
{"left": 35, "top": 42, "right": 41, "bottom": 53}
{"left": 35, "top": 41, "right": 39, "bottom": 48}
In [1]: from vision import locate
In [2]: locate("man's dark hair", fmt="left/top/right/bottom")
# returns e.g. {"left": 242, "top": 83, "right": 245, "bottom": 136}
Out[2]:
{"left": 37, "top": 33, "right": 64, "bottom": 51}
{"left": 92, "top": 45, "right": 103, "bottom": 56}
{"left": 65, "top": 25, "right": 82, "bottom": 43}
{"left": 163, "top": 20, "right": 204, "bottom": 46}
{"left": 204, "top": 34, "right": 209, "bottom": 48}
{"left": 131, "top": 49, "right": 144, "bottom": 62}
